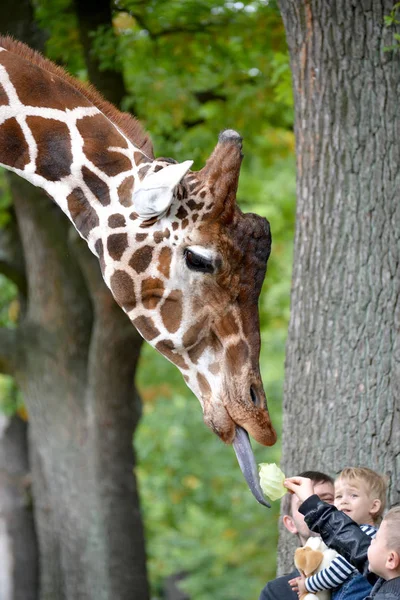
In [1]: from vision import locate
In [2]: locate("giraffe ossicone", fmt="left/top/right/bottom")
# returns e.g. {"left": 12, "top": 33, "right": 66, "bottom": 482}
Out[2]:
{"left": 0, "top": 36, "right": 276, "bottom": 506}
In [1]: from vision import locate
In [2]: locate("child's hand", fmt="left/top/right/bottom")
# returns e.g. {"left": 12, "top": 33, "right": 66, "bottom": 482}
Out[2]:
{"left": 284, "top": 476, "right": 315, "bottom": 503}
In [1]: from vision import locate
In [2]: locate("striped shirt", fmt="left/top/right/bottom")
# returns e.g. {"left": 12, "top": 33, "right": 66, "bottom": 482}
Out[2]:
{"left": 305, "top": 524, "right": 377, "bottom": 593}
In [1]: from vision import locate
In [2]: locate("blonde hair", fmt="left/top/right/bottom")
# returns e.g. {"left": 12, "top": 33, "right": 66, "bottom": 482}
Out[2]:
{"left": 336, "top": 467, "right": 387, "bottom": 521}
{"left": 383, "top": 506, "right": 400, "bottom": 554}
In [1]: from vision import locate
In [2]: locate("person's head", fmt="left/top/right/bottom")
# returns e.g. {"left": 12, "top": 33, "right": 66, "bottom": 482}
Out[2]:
{"left": 282, "top": 470, "right": 334, "bottom": 545}
{"left": 368, "top": 506, "right": 400, "bottom": 579}
{"left": 334, "top": 467, "right": 387, "bottom": 526}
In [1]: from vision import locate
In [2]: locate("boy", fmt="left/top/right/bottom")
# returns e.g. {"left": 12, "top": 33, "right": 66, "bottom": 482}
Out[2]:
{"left": 285, "top": 475, "right": 400, "bottom": 600}
{"left": 289, "top": 467, "right": 387, "bottom": 599}
{"left": 259, "top": 470, "right": 334, "bottom": 600}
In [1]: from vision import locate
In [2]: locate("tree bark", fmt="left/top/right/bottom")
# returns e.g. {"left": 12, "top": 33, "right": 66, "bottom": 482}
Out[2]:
{"left": 277, "top": 0, "right": 400, "bottom": 574}
{"left": 8, "top": 177, "right": 149, "bottom": 599}
{"left": 0, "top": 415, "right": 38, "bottom": 600}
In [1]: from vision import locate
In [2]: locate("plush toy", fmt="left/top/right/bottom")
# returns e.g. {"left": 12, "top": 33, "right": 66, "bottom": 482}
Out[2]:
{"left": 294, "top": 536, "right": 339, "bottom": 600}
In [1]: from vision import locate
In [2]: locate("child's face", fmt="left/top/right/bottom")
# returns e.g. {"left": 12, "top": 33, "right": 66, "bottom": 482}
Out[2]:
{"left": 334, "top": 478, "right": 379, "bottom": 525}
{"left": 368, "top": 521, "right": 389, "bottom": 578}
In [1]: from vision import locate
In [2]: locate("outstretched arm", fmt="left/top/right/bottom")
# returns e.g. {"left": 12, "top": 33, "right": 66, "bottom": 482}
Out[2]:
{"left": 284, "top": 477, "right": 373, "bottom": 577}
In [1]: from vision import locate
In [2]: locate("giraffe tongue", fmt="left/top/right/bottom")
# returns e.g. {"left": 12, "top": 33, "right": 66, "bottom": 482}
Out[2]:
{"left": 232, "top": 427, "right": 271, "bottom": 508}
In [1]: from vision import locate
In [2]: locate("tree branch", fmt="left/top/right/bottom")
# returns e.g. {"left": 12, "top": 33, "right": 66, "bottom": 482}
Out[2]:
{"left": 0, "top": 327, "right": 17, "bottom": 375}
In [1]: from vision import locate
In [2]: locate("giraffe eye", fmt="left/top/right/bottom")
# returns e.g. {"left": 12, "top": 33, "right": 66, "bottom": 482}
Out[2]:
{"left": 184, "top": 249, "right": 214, "bottom": 274}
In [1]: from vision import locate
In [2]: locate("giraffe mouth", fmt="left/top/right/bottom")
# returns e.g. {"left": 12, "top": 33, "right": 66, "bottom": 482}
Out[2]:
{"left": 232, "top": 426, "right": 270, "bottom": 508}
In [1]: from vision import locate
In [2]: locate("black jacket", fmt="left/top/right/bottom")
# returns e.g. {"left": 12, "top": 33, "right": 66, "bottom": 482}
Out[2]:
{"left": 299, "top": 495, "right": 400, "bottom": 600}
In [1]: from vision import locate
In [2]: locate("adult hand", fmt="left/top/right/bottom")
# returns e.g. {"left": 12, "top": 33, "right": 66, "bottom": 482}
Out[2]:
{"left": 296, "top": 573, "right": 307, "bottom": 596}
{"left": 284, "top": 476, "right": 315, "bottom": 503}
{"left": 288, "top": 573, "right": 307, "bottom": 597}
{"left": 288, "top": 576, "right": 300, "bottom": 592}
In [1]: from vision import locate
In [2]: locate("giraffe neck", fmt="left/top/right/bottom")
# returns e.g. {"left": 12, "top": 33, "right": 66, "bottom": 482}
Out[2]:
{"left": 0, "top": 38, "right": 155, "bottom": 251}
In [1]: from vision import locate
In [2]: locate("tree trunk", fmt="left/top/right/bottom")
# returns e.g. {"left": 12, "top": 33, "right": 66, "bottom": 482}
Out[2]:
{"left": 9, "top": 177, "right": 149, "bottom": 599}
{"left": 277, "top": 0, "right": 400, "bottom": 575}
{"left": 0, "top": 415, "right": 38, "bottom": 600}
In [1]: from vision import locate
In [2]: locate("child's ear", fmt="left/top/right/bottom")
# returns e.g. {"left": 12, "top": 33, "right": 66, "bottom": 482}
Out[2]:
{"left": 283, "top": 515, "right": 298, "bottom": 535}
{"left": 369, "top": 499, "right": 382, "bottom": 519}
{"left": 386, "top": 550, "right": 400, "bottom": 571}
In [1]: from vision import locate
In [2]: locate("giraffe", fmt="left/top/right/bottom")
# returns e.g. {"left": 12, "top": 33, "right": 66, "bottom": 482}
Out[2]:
{"left": 0, "top": 36, "right": 276, "bottom": 506}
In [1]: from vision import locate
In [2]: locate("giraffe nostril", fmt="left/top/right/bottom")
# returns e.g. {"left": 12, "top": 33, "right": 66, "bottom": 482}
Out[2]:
{"left": 250, "top": 385, "right": 258, "bottom": 406}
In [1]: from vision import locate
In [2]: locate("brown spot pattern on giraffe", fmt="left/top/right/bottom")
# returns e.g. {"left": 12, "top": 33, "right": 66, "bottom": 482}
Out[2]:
{"left": 134, "top": 151, "right": 151, "bottom": 166}
{"left": 0, "top": 118, "right": 29, "bottom": 170}
{"left": 82, "top": 166, "right": 110, "bottom": 206}
{"left": 187, "top": 199, "right": 204, "bottom": 210}
{"left": 133, "top": 315, "right": 160, "bottom": 341}
{"left": 160, "top": 290, "right": 182, "bottom": 333}
{"left": 139, "top": 216, "right": 158, "bottom": 228}
{"left": 108, "top": 214, "right": 126, "bottom": 228}
{"left": 154, "top": 229, "right": 170, "bottom": 240}
{"left": 77, "top": 114, "right": 131, "bottom": 177}
{"left": 110, "top": 270, "right": 136, "bottom": 312}
{"left": 197, "top": 373, "right": 212, "bottom": 397}
{"left": 0, "top": 51, "right": 93, "bottom": 110}
{"left": 141, "top": 277, "right": 164, "bottom": 310}
{"left": 129, "top": 245, "right": 153, "bottom": 273}
{"left": 135, "top": 233, "right": 148, "bottom": 242}
{"left": 183, "top": 318, "right": 208, "bottom": 348}
{"left": 138, "top": 165, "right": 150, "bottom": 178}
{"left": 67, "top": 187, "right": 99, "bottom": 239}
{"left": 157, "top": 247, "right": 172, "bottom": 278}
{"left": 188, "top": 336, "right": 209, "bottom": 364}
{"left": 94, "top": 239, "right": 105, "bottom": 273}
{"left": 0, "top": 83, "right": 9, "bottom": 106}
{"left": 153, "top": 231, "right": 164, "bottom": 244}
{"left": 118, "top": 176, "right": 134, "bottom": 207}
{"left": 209, "top": 362, "right": 220, "bottom": 375}
{"left": 156, "top": 340, "right": 188, "bottom": 370}
{"left": 226, "top": 340, "right": 249, "bottom": 373}
{"left": 107, "top": 233, "right": 128, "bottom": 261}
{"left": 26, "top": 117, "right": 72, "bottom": 180}
{"left": 176, "top": 206, "right": 188, "bottom": 220}
{"left": 215, "top": 311, "right": 240, "bottom": 338}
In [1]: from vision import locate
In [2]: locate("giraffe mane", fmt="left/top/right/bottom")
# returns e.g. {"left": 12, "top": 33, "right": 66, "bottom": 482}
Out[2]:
{"left": 0, "top": 35, "right": 154, "bottom": 159}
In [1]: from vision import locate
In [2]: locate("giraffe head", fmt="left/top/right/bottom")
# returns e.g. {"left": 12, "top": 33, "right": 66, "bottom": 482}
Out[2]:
{"left": 108, "top": 130, "right": 276, "bottom": 506}
{"left": 0, "top": 37, "right": 275, "bottom": 505}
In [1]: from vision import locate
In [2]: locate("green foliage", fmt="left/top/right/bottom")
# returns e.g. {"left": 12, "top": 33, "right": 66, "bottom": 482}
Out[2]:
{"left": 0, "top": 172, "right": 12, "bottom": 228}
{"left": 116, "top": 0, "right": 292, "bottom": 164}
{"left": 0, "top": 275, "right": 20, "bottom": 416}
{"left": 384, "top": 2, "right": 400, "bottom": 51}
{"left": 136, "top": 344, "right": 282, "bottom": 600}
{"left": 34, "top": 0, "right": 86, "bottom": 76}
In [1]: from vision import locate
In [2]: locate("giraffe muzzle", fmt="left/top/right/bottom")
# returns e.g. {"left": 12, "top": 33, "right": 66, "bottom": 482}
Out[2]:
{"left": 232, "top": 426, "right": 270, "bottom": 508}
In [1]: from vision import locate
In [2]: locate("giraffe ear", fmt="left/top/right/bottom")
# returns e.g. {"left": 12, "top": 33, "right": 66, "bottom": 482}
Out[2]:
{"left": 133, "top": 160, "right": 193, "bottom": 220}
